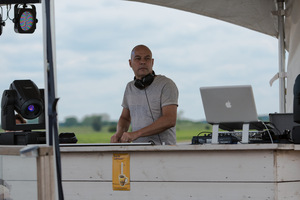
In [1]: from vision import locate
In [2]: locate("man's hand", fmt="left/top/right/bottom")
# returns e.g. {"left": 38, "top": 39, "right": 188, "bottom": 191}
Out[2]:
{"left": 120, "top": 132, "right": 137, "bottom": 143}
{"left": 110, "top": 133, "right": 122, "bottom": 143}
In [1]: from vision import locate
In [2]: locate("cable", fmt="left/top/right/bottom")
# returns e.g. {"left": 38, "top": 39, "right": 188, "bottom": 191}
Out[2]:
{"left": 260, "top": 121, "right": 274, "bottom": 144}
{"left": 6, "top": 5, "right": 13, "bottom": 21}
{"left": 197, "top": 131, "right": 212, "bottom": 136}
{"left": 144, "top": 88, "right": 163, "bottom": 145}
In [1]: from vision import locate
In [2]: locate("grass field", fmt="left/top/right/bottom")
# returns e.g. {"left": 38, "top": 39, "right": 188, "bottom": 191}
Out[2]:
{"left": 58, "top": 121, "right": 212, "bottom": 144}
{"left": 0, "top": 120, "right": 212, "bottom": 144}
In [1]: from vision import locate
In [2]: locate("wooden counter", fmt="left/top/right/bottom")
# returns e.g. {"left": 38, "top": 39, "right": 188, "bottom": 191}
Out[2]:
{"left": 59, "top": 143, "right": 300, "bottom": 200}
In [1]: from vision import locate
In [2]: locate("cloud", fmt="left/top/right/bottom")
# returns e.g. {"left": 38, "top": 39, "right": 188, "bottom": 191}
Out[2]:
{"left": 0, "top": 0, "right": 280, "bottom": 122}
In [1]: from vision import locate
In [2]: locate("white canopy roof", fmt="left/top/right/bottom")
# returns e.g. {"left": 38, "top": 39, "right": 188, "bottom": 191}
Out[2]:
{"left": 128, "top": 0, "right": 300, "bottom": 113}
{"left": 128, "top": 0, "right": 279, "bottom": 37}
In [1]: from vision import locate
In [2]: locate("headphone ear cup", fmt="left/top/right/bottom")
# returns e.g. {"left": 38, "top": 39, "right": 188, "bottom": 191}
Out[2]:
{"left": 134, "top": 71, "right": 155, "bottom": 90}
{"left": 134, "top": 79, "right": 145, "bottom": 89}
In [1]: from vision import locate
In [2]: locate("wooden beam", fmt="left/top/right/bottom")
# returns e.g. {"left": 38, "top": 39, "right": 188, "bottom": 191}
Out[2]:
{"left": 0, "top": 0, "right": 40, "bottom": 4}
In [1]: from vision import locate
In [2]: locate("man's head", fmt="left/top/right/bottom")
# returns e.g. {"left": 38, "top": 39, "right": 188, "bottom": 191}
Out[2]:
{"left": 129, "top": 45, "right": 154, "bottom": 80}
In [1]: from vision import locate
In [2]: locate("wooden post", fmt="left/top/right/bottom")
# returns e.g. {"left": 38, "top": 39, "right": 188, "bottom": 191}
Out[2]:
{"left": 37, "top": 147, "right": 55, "bottom": 200}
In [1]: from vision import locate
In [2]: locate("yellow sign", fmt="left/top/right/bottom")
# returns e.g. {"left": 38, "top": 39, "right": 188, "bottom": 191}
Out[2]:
{"left": 112, "top": 153, "right": 130, "bottom": 191}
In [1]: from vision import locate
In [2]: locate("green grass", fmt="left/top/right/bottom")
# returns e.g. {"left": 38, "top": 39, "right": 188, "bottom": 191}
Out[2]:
{"left": 0, "top": 121, "right": 212, "bottom": 144}
{"left": 59, "top": 121, "right": 212, "bottom": 143}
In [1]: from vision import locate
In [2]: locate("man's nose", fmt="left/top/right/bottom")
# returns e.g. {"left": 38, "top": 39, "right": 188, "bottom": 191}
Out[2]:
{"left": 140, "top": 59, "right": 146, "bottom": 64}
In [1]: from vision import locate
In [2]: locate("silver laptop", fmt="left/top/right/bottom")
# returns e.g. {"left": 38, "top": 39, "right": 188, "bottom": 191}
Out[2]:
{"left": 200, "top": 85, "right": 259, "bottom": 125}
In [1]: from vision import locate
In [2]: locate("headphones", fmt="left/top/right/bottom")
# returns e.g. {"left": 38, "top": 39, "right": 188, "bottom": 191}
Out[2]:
{"left": 134, "top": 71, "right": 155, "bottom": 90}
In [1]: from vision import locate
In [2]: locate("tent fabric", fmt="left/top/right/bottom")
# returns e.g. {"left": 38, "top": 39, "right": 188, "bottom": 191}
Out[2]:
{"left": 128, "top": 0, "right": 279, "bottom": 37}
{"left": 128, "top": 0, "right": 300, "bottom": 113}
{"left": 285, "top": 0, "right": 300, "bottom": 112}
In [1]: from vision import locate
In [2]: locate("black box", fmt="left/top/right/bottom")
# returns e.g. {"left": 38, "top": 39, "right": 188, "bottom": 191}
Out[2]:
{"left": 0, "top": 131, "right": 46, "bottom": 145}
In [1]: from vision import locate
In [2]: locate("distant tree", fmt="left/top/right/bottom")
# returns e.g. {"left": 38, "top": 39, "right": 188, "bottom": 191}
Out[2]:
{"left": 177, "top": 110, "right": 184, "bottom": 121}
{"left": 81, "top": 115, "right": 102, "bottom": 131}
{"left": 108, "top": 125, "right": 117, "bottom": 133}
{"left": 64, "top": 117, "right": 78, "bottom": 127}
{"left": 205, "top": 125, "right": 210, "bottom": 130}
{"left": 92, "top": 116, "right": 102, "bottom": 132}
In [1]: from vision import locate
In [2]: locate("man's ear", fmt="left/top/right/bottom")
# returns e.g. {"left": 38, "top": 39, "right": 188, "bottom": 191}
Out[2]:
{"left": 129, "top": 59, "right": 132, "bottom": 68}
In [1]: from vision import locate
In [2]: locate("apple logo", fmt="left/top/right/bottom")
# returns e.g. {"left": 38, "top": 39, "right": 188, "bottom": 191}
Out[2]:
{"left": 225, "top": 101, "right": 232, "bottom": 108}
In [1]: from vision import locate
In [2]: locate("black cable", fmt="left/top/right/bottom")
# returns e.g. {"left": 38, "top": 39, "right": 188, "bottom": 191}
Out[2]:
{"left": 144, "top": 89, "right": 163, "bottom": 145}
{"left": 197, "top": 131, "right": 212, "bottom": 136}
{"left": 6, "top": 5, "right": 13, "bottom": 21}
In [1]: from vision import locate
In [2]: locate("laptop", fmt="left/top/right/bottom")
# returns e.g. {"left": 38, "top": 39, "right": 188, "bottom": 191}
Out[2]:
{"left": 200, "top": 85, "right": 262, "bottom": 131}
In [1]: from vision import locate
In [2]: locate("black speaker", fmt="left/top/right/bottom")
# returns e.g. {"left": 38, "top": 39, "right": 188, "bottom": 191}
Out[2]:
{"left": 292, "top": 126, "right": 300, "bottom": 144}
{"left": 134, "top": 71, "right": 155, "bottom": 90}
{"left": 294, "top": 74, "right": 300, "bottom": 123}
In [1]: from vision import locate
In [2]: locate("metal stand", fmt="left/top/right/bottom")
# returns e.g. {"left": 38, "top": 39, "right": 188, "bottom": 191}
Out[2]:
{"left": 212, "top": 124, "right": 219, "bottom": 144}
{"left": 212, "top": 123, "right": 250, "bottom": 144}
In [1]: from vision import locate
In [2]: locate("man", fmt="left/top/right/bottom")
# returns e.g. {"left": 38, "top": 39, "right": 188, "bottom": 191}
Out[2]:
{"left": 110, "top": 44, "right": 179, "bottom": 145}
{"left": 5, "top": 114, "right": 26, "bottom": 132}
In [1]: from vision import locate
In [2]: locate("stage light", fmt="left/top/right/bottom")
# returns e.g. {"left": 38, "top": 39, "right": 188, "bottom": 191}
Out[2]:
{"left": 1, "top": 80, "right": 45, "bottom": 131}
{"left": 13, "top": 4, "right": 38, "bottom": 34}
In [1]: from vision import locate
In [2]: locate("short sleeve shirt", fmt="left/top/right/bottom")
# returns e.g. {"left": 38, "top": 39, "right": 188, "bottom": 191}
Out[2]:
{"left": 122, "top": 75, "right": 179, "bottom": 145}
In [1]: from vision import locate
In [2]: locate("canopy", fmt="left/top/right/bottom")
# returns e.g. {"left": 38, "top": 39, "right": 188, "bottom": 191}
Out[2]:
{"left": 128, "top": 0, "right": 300, "bottom": 113}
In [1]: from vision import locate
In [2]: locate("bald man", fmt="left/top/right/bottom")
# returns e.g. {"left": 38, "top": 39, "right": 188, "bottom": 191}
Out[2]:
{"left": 111, "top": 45, "right": 179, "bottom": 145}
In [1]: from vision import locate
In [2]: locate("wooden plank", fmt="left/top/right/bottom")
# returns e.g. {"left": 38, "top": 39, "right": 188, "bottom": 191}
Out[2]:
{"left": 61, "top": 152, "right": 113, "bottom": 181}
{"left": 0, "top": 146, "right": 23, "bottom": 155}
{"left": 130, "top": 151, "right": 275, "bottom": 182}
{"left": 277, "top": 182, "right": 300, "bottom": 199}
{"left": 276, "top": 150, "right": 300, "bottom": 181}
{"left": 6, "top": 180, "right": 37, "bottom": 200}
{"left": 61, "top": 150, "right": 276, "bottom": 182}
{"left": 0, "top": 146, "right": 52, "bottom": 156}
{"left": 2, "top": 156, "right": 36, "bottom": 180}
{"left": 62, "top": 182, "right": 278, "bottom": 200}
{"left": 37, "top": 154, "right": 55, "bottom": 200}
{"left": 0, "top": 0, "right": 40, "bottom": 4}
{"left": 59, "top": 143, "right": 283, "bottom": 153}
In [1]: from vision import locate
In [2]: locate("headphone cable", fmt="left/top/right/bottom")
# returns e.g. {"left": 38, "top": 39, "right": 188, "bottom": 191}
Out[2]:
{"left": 144, "top": 88, "right": 163, "bottom": 145}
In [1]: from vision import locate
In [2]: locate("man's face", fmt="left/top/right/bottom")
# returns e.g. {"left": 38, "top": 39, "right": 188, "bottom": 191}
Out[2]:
{"left": 129, "top": 46, "right": 154, "bottom": 79}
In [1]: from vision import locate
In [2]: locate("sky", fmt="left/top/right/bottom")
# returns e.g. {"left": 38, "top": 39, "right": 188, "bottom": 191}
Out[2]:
{"left": 0, "top": 0, "right": 280, "bottom": 122}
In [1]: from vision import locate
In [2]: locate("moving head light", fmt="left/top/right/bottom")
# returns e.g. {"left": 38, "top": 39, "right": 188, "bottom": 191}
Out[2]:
{"left": 1, "top": 80, "right": 45, "bottom": 131}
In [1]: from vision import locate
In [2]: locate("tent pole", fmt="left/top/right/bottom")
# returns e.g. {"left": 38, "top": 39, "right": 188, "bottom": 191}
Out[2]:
{"left": 277, "top": 0, "right": 286, "bottom": 113}
{"left": 42, "top": 0, "right": 64, "bottom": 199}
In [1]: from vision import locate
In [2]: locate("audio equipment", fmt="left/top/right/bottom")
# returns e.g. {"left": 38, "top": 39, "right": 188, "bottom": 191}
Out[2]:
{"left": 134, "top": 71, "right": 155, "bottom": 89}
{"left": 294, "top": 74, "right": 300, "bottom": 123}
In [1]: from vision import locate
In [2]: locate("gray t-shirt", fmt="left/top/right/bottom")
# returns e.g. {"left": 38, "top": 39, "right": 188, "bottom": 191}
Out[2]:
{"left": 122, "top": 75, "right": 179, "bottom": 145}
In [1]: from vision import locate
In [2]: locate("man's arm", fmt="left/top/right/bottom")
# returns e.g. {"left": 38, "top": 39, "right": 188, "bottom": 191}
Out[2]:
{"left": 120, "top": 104, "right": 177, "bottom": 143}
{"left": 110, "top": 108, "right": 131, "bottom": 143}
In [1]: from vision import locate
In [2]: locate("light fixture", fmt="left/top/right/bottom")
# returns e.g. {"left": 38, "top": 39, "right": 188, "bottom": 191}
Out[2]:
{"left": 0, "top": 12, "right": 5, "bottom": 36}
{"left": 13, "top": 4, "right": 38, "bottom": 34}
{"left": 1, "top": 80, "right": 45, "bottom": 131}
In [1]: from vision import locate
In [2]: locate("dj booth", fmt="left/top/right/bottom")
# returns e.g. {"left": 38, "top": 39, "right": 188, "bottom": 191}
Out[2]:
{"left": 0, "top": 80, "right": 300, "bottom": 199}
{"left": 1, "top": 143, "right": 300, "bottom": 200}
{"left": 58, "top": 143, "right": 300, "bottom": 200}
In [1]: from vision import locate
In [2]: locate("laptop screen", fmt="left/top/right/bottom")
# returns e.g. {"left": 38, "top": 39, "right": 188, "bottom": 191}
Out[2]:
{"left": 200, "top": 85, "right": 259, "bottom": 124}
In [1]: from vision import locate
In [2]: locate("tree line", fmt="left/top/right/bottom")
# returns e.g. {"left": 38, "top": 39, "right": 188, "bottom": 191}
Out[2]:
{"left": 60, "top": 114, "right": 117, "bottom": 132}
